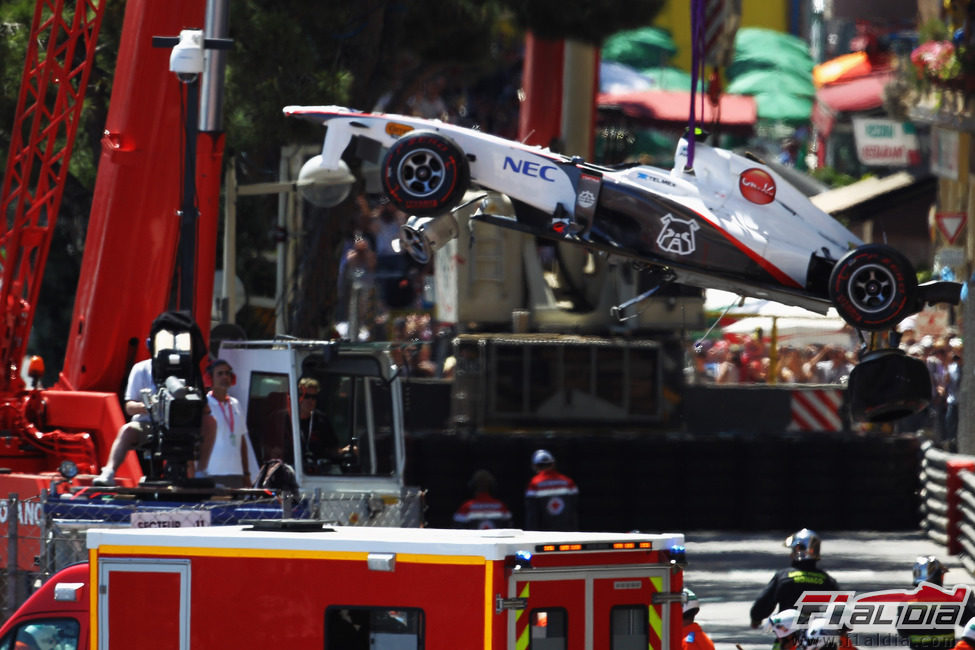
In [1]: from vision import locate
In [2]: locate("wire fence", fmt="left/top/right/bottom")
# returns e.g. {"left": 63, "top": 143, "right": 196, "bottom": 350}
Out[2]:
{"left": 0, "top": 486, "right": 424, "bottom": 622}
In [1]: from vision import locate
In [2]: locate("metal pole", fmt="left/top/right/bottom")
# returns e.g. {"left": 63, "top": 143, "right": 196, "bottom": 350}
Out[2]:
{"left": 200, "top": 0, "right": 229, "bottom": 133}
{"left": 5, "top": 493, "right": 18, "bottom": 618}
{"left": 223, "top": 156, "right": 238, "bottom": 323}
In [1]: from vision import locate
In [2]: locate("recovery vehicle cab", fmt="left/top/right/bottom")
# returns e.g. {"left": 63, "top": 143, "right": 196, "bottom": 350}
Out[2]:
{"left": 0, "top": 522, "right": 686, "bottom": 649}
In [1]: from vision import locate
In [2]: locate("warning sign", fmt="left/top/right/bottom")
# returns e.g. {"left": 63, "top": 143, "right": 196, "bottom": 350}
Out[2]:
{"left": 935, "top": 212, "right": 966, "bottom": 245}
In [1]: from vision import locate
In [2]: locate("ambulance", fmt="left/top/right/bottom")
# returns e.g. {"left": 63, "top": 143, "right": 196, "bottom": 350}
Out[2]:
{"left": 0, "top": 521, "right": 686, "bottom": 649}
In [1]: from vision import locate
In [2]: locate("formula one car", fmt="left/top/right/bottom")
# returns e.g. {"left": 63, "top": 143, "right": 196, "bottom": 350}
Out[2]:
{"left": 285, "top": 105, "right": 962, "bottom": 423}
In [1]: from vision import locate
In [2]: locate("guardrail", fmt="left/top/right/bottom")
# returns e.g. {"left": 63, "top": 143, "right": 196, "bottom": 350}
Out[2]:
{"left": 919, "top": 440, "right": 975, "bottom": 574}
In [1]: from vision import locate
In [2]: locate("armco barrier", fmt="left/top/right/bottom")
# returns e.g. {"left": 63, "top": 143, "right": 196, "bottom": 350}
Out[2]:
{"left": 919, "top": 441, "right": 975, "bottom": 563}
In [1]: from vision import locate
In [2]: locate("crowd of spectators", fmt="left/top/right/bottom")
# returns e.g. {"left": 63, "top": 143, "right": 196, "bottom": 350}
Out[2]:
{"left": 687, "top": 336, "right": 857, "bottom": 386}
{"left": 687, "top": 319, "right": 964, "bottom": 444}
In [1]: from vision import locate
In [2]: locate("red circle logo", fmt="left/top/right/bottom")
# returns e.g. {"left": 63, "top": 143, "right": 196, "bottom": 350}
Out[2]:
{"left": 738, "top": 168, "right": 776, "bottom": 205}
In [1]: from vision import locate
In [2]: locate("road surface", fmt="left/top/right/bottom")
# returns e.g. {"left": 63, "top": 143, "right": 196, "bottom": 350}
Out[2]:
{"left": 684, "top": 530, "right": 973, "bottom": 650}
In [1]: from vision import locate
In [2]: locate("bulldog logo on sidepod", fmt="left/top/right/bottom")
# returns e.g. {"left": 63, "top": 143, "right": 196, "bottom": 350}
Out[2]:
{"left": 656, "top": 213, "right": 700, "bottom": 256}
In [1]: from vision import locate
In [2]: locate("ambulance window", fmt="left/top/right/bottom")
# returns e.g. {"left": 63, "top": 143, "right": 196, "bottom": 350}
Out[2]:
{"left": 0, "top": 618, "right": 80, "bottom": 650}
{"left": 325, "top": 606, "right": 424, "bottom": 649}
{"left": 610, "top": 605, "right": 648, "bottom": 649}
{"left": 529, "top": 608, "right": 567, "bottom": 650}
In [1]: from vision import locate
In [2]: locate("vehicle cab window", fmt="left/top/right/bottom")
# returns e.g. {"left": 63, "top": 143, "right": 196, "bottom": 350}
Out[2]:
{"left": 0, "top": 619, "right": 80, "bottom": 650}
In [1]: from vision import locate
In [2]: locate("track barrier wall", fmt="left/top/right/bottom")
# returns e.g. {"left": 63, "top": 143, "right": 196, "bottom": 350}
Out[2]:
{"left": 920, "top": 441, "right": 975, "bottom": 572}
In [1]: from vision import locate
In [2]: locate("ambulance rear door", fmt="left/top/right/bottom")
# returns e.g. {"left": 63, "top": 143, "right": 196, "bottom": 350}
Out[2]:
{"left": 97, "top": 558, "right": 191, "bottom": 650}
{"left": 508, "top": 564, "right": 675, "bottom": 650}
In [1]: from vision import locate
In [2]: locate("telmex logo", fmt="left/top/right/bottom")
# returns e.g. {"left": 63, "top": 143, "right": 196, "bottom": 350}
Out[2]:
{"left": 795, "top": 585, "right": 971, "bottom": 632}
{"left": 739, "top": 168, "right": 776, "bottom": 205}
{"left": 503, "top": 156, "right": 557, "bottom": 182}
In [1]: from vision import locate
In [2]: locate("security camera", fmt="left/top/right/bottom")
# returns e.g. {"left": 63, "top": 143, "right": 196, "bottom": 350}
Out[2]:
{"left": 169, "top": 29, "right": 204, "bottom": 83}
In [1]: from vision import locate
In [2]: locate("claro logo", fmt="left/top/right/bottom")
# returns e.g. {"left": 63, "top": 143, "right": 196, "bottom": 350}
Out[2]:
{"left": 503, "top": 156, "right": 557, "bottom": 182}
{"left": 738, "top": 168, "right": 776, "bottom": 205}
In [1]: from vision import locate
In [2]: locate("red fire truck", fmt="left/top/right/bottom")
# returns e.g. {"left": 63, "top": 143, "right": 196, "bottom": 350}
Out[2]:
{"left": 0, "top": 523, "right": 686, "bottom": 649}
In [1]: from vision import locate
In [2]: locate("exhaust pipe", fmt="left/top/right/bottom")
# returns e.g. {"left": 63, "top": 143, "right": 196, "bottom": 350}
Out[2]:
{"left": 395, "top": 213, "right": 459, "bottom": 264}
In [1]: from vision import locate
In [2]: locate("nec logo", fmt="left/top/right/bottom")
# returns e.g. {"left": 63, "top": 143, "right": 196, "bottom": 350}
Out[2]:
{"left": 503, "top": 156, "right": 557, "bottom": 182}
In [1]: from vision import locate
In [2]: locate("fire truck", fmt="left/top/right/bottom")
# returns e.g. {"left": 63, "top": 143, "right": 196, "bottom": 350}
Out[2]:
{"left": 0, "top": 522, "right": 686, "bottom": 649}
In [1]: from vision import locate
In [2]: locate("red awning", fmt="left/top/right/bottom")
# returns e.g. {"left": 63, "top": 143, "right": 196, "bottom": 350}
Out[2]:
{"left": 812, "top": 71, "right": 895, "bottom": 137}
{"left": 597, "top": 90, "right": 758, "bottom": 131}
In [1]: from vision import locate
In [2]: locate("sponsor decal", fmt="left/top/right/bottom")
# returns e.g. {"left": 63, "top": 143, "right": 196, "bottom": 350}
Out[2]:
{"left": 0, "top": 499, "right": 43, "bottom": 527}
{"left": 577, "top": 190, "right": 596, "bottom": 209}
{"left": 656, "top": 214, "right": 700, "bottom": 256}
{"left": 739, "top": 168, "right": 776, "bottom": 204}
{"left": 502, "top": 156, "right": 557, "bottom": 181}
{"left": 794, "top": 585, "right": 970, "bottom": 633}
{"left": 385, "top": 122, "right": 414, "bottom": 137}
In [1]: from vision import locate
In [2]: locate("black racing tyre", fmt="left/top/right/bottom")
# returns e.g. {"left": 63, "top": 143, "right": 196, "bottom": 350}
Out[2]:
{"left": 828, "top": 244, "right": 917, "bottom": 331}
{"left": 381, "top": 130, "right": 470, "bottom": 216}
{"left": 847, "top": 348, "right": 931, "bottom": 423}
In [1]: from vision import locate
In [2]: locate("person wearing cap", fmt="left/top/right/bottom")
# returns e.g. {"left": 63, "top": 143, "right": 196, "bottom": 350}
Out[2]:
{"left": 682, "top": 587, "right": 715, "bottom": 650}
{"left": 524, "top": 449, "right": 579, "bottom": 531}
{"left": 203, "top": 360, "right": 255, "bottom": 488}
{"left": 452, "top": 469, "right": 513, "bottom": 529}
{"left": 899, "top": 556, "right": 975, "bottom": 650}
{"left": 750, "top": 528, "right": 839, "bottom": 628}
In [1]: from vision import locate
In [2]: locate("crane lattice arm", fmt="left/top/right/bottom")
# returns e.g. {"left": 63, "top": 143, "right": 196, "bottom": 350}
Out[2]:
{"left": 0, "top": 0, "right": 106, "bottom": 394}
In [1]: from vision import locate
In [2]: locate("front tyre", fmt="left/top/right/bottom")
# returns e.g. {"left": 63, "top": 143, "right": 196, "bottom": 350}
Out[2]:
{"left": 381, "top": 130, "right": 470, "bottom": 216}
{"left": 828, "top": 244, "right": 917, "bottom": 331}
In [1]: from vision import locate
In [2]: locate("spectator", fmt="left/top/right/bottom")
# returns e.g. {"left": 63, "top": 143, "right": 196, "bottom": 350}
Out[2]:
{"left": 943, "top": 338, "right": 963, "bottom": 448}
{"left": 776, "top": 346, "right": 808, "bottom": 383}
{"left": 524, "top": 449, "right": 579, "bottom": 531}
{"left": 453, "top": 469, "right": 513, "bottom": 529}
{"left": 203, "top": 360, "right": 254, "bottom": 488}
{"left": 715, "top": 344, "right": 742, "bottom": 384}
{"left": 390, "top": 315, "right": 436, "bottom": 377}
{"left": 804, "top": 345, "right": 853, "bottom": 384}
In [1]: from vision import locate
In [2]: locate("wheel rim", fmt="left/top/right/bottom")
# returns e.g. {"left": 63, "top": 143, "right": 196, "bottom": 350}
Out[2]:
{"left": 399, "top": 226, "right": 430, "bottom": 264}
{"left": 396, "top": 148, "right": 446, "bottom": 197}
{"left": 846, "top": 262, "right": 896, "bottom": 313}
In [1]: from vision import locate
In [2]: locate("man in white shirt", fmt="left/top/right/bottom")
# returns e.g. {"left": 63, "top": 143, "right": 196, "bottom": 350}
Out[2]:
{"left": 204, "top": 360, "right": 254, "bottom": 488}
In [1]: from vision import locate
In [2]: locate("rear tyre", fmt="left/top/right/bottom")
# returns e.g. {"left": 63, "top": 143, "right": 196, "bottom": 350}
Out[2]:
{"left": 828, "top": 244, "right": 917, "bottom": 331}
{"left": 381, "top": 131, "right": 470, "bottom": 216}
{"left": 847, "top": 348, "right": 931, "bottom": 423}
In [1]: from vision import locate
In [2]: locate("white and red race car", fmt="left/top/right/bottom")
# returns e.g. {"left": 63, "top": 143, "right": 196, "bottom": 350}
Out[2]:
{"left": 285, "top": 105, "right": 961, "bottom": 423}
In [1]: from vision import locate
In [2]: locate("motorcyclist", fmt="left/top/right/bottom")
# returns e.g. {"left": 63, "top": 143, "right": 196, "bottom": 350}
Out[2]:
{"left": 899, "top": 556, "right": 975, "bottom": 650}
{"left": 682, "top": 588, "right": 715, "bottom": 650}
{"left": 751, "top": 528, "right": 840, "bottom": 628}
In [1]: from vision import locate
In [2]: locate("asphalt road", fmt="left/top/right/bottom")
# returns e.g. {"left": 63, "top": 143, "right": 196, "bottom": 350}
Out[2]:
{"left": 683, "top": 530, "right": 973, "bottom": 650}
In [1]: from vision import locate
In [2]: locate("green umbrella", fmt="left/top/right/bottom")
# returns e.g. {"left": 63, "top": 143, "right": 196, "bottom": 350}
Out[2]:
{"left": 730, "top": 27, "right": 814, "bottom": 77}
{"left": 603, "top": 27, "right": 678, "bottom": 69}
{"left": 638, "top": 66, "right": 704, "bottom": 92}
{"left": 726, "top": 69, "right": 815, "bottom": 98}
{"left": 751, "top": 91, "right": 813, "bottom": 123}
{"left": 734, "top": 27, "right": 811, "bottom": 60}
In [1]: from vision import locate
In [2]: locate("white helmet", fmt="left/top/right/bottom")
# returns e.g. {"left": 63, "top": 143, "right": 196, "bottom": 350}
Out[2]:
{"left": 912, "top": 555, "right": 947, "bottom": 586}
{"left": 802, "top": 618, "right": 831, "bottom": 650}
{"left": 962, "top": 616, "right": 975, "bottom": 641}
{"left": 683, "top": 588, "right": 700, "bottom": 615}
{"left": 765, "top": 609, "right": 799, "bottom": 639}
{"left": 785, "top": 528, "right": 821, "bottom": 561}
